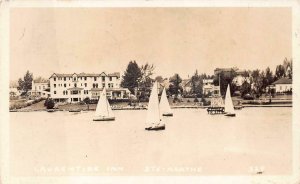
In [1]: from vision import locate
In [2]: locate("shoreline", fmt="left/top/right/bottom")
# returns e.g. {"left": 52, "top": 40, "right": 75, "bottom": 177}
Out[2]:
{"left": 9, "top": 103, "right": 292, "bottom": 112}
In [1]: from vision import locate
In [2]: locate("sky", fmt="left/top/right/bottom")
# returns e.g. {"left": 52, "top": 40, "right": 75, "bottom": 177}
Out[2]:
{"left": 10, "top": 8, "right": 291, "bottom": 81}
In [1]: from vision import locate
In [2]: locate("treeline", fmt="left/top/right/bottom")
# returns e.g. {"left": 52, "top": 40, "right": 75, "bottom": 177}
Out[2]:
{"left": 213, "top": 58, "right": 293, "bottom": 97}
{"left": 120, "top": 60, "right": 211, "bottom": 100}
{"left": 121, "top": 58, "right": 293, "bottom": 100}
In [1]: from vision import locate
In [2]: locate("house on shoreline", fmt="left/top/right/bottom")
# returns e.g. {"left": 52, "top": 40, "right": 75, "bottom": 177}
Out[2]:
{"left": 28, "top": 78, "right": 51, "bottom": 98}
{"left": 49, "top": 72, "right": 131, "bottom": 103}
{"left": 269, "top": 78, "right": 292, "bottom": 94}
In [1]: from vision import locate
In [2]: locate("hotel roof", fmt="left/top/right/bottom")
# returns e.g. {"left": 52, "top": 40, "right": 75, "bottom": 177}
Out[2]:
{"left": 49, "top": 72, "right": 120, "bottom": 78}
{"left": 272, "top": 78, "right": 292, "bottom": 85}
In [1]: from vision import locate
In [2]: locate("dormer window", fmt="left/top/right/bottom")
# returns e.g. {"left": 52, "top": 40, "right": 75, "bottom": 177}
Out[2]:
{"left": 54, "top": 77, "right": 56, "bottom": 81}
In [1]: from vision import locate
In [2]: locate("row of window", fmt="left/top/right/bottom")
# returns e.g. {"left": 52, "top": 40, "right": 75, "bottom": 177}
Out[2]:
{"left": 53, "top": 90, "right": 89, "bottom": 95}
{"left": 92, "top": 83, "right": 115, "bottom": 88}
{"left": 35, "top": 86, "right": 46, "bottom": 90}
{"left": 53, "top": 76, "right": 117, "bottom": 82}
{"left": 53, "top": 83, "right": 116, "bottom": 88}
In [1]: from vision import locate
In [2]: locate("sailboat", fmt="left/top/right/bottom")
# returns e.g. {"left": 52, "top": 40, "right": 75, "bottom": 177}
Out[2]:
{"left": 93, "top": 88, "right": 115, "bottom": 121}
{"left": 159, "top": 87, "right": 173, "bottom": 116}
{"left": 224, "top": 84, "right": 236, "bottom": 117}
{"left": 145, "top": 81, "right": 165, "bottom": 131}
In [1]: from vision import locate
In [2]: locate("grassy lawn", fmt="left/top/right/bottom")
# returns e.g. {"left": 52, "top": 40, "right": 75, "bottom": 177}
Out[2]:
{"left": 21, "top": 100, "right": 46, "bottom": 110}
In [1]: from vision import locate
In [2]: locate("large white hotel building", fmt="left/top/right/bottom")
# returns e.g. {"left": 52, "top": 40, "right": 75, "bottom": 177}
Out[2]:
{"left": 49, "top": 72, "right": 130, "bottom": 103}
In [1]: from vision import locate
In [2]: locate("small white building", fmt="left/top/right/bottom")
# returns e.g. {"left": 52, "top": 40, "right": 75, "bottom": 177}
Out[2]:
{"left": 271, "top": 78, "right": 292, "bottom": 93}
{"left": 203, "top": 79, "right": 214, "bottom": 95}
{"left": 28, "top": 79, "right": 51, "bottom": 98}
{"left": 9, "top": 87, "right": 20, "bottom": 97}
{"left": 182, "top": 79, "right": 192, "bottom": 93}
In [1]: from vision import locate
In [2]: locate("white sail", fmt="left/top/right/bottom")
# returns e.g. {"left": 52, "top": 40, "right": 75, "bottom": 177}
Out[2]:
{"left": 146, "top": 81, "right": 162, "bottom": 128}
{"left": 224, "top": 85, "right": 235, "bottom": 114}
{"left": 159, "top": 87, "right": 172, "bottom": 115}
{"left": 94, "top": 88, "right": 114, "bottom": 118}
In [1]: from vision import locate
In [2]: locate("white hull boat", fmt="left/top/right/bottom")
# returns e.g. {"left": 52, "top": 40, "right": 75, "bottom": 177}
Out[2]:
{"left": 159, "top": 87, "right": 173, "bottom": 117}
{"left": 93, "top": 88, "right": 115, "bottom": 121}
{"left": 145, "top": 81, "right": 165, "bottom": 131}
{"left": 224, "top": 84, "right": 236, "bottom": 117}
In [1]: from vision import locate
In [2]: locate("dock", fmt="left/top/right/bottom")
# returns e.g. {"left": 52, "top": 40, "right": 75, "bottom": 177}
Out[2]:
{"left": 207, "top": 107, "right": 225, "bottom": 114}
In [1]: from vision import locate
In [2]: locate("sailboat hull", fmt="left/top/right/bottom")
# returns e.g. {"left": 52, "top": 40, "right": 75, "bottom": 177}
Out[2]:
{"left": 93, "top": 117, "right": 115, "bottom": 121}
{"left": 225, "top": 113, "right": 236, "bottom": 117}
{"left": 162, "top": 113, "right": 173, "bottom": 117}
{"left": 145, "top": 124, "right": 165, "bottom": 131}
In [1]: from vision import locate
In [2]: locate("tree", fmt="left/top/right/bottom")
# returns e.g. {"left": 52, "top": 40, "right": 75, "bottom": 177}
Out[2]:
{"left": 121, "top": 61, "right": 142, "bottom": 94}
{"left": 286, "top": 59, "right": 293, "bottom": 79}
{"left": 169, "top": 74, "right": 183, "bottom": 98}
{"left": 275, "top": 64, "right": 285, "bottom": 80}
{"left": 250, "top": 69, "right": 266, "bottom": 97}
{"left": 213, "top": 69, "right": 237, "bottom": 96}
{"left": 190, "top": 70, "right": 204, "bottom": 97}
{"left": 139, "top": 63, "right": 155, "bottom": 90}
{"left": 17, "top": 70, "right": 33, "bottom": 94}
{"left": 263, "top": 67, "right": 274, "bottom": 93}
{"left": 155, "top": 76, "right": 164, "bottom": 83}
{"left": 44, "top": 98, "right": 55, "bottom": 109}
{"left": 83, "top": 97, "right": 91, "bottom": 110}
{"left": 240, "top": 81, "right": 251, "bottom": 97}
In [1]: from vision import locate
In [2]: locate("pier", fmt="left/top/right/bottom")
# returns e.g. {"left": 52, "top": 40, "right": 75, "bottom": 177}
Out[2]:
{"left": 207, "top": 107, "right": 225, "bottom": 114}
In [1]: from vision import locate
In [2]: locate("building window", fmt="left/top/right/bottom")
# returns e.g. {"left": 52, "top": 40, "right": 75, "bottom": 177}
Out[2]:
{"left": 85, "top": 83, "right": 87, "bottom": 87}
{"left": 64, "top": 77, "right": 66, "bottom": 81}
{"left": 54, "top": 77, "right": 56, "bottom": 81}
{"left": 54, "top": 84, "right": 56, "bottom": 88}
{"left": 94, "top": 77, "right": 97, "bottom": 81}
{"left": 63, "top": 91, "right": 65, "bottom": 95}
{"left": 54, "top": 91, "right": 56, "bottom": 94}
{"left": 66, "top": 91, "right": 68, "bottom": 95}
{"left": 74, "top": 83, "right": 77, "bottom": 87}
{"left": 108, "top": 84, "right": 111, "bottom": 88}
{"left": 73, "top": 77, "right": 76, "bottom": 81}
{"left": 84, "top": 77, "right": 87, "bottom": 80}
{"left": 102, "top": 76, "right": 105, "bottom": 82}
{"left": 64, "top": 84, "right": 66, "bottom": 87}
{"left": 102, "top": 83, "right": 105, "bottom": 88}
{"left": 109, "top": 77, "right": 112, "bottom": 81}
{"left": 111, "top": 83, "right": 114, "bottom": 88}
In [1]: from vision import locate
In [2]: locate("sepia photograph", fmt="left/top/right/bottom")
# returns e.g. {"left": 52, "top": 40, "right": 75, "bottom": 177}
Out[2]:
{"left": 1, "top": 1, "right": 300, "bottom": 184}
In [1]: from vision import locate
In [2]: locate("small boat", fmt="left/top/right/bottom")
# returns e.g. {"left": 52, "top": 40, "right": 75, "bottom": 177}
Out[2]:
{"left": 159, "top": 87, "right": 173, "bottom": 116}
{"left": 224, "top": 85, "right": 236, "bottom": 117}
{"left": 69, "top": 109, "right": 81, "bottom": 112}
{"left": 93, "top": 88, "right": 115, "bottom": 121}
{"left": 47, "top": 109, "right": 55, "bottom": 113}
{"left": 145, "top": 81, "right": 165, "bottom": 131}
{"left": 234, "top": 105, "right": 243, "bottom": 110}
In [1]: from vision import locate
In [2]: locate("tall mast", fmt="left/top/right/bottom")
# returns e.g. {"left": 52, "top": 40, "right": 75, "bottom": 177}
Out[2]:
{"left": 219, "top": 73, "right": 221, "bottom": 96}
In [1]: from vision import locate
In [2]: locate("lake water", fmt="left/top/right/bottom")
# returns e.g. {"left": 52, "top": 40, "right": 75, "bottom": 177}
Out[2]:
{"left": 10, "top": 107, "right": 292, "bottom": 176}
